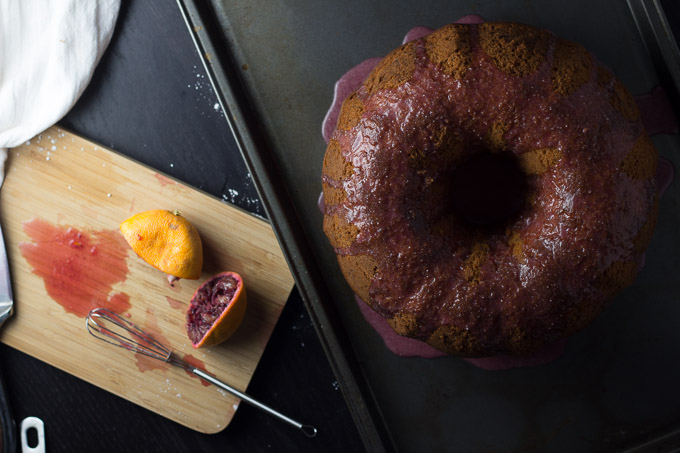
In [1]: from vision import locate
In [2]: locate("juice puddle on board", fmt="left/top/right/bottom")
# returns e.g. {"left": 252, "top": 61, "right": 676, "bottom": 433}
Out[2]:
{"left": 19, "top": 218, "right": 131, "bottom": 317}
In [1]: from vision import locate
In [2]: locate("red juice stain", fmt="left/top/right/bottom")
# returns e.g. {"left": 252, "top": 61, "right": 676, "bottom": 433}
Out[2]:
{"left": 107, "top": 292, "right": 131, "bottom": 313}
{"left": 182, "top": 354, "right": 211, "bottom": 386}
{"left": 166, "top": 296, "right": 184, "bottom": 310}
{"left": 135, "top": 352, "right": 169, "bottom": 373}
{"left": 135, "top": 308, "right": 172, "bottom": 373}
{"left": 154, "top": 173, "right": 176, "bottom": 188}
{"left": 19, "top": 219, "right": 130, "bottom": 318}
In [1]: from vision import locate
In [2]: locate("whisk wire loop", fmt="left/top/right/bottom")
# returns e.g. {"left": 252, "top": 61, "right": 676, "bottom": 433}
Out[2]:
{"left": 86, "top": 307, "right": 173, "bottom": 363}
{"left": 85, "top": 307, "right": 316, "bottom": 437}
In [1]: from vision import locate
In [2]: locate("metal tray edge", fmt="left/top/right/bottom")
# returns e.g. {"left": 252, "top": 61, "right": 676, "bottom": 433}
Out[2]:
{"left": 175, "top": 0, "right": 395, "bottom": 451}
{"left": 175, "top": 1, "right": 680, "bottom": 451}
{"left": 623, "top": 3, "right": 680, "bottom": 450}
{"left": 627, "top": 0, "right": 680, "bottom": 116}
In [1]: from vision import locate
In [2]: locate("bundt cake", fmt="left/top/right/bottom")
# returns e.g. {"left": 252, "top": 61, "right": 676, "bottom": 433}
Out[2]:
{"left": 321, "top": 18, "right": 659, "bottom": 357}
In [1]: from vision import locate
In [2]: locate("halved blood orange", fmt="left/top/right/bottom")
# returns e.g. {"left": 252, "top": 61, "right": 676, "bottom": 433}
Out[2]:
{"left": 186, "top": 271, "right": 247, "bottom": 348}
{"left": 120, "top": 209, "right": 203, "bottom": 280}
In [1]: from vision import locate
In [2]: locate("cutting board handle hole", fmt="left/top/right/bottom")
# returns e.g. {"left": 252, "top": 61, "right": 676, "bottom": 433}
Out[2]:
{"left": 24, "top": 427, "right": 38, "bottom": 448}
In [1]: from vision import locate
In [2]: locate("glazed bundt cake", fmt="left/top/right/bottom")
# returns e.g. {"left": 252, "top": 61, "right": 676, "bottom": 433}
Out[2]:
{"left": 321, "top": 20, "right": 659, "bottom": 357}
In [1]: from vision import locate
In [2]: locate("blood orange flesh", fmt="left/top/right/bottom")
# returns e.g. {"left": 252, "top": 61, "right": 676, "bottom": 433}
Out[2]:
{"left": 186, "top": 271, "right": 247, "bottom": 348}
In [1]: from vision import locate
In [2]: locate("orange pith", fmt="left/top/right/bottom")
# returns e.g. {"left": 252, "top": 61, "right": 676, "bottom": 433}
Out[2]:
{"left": 186, "top": 271, "right": 247, "bottom": 348}
{"left": 119, "top": 209, "right": 203, "bottom": 279}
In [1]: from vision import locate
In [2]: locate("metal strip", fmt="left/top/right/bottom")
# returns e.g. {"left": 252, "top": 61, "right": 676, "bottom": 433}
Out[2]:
{"left": 624, "top": 426, "right": 680, "bottom": 452}
{"left": 627, "top": 0, "right": 680, "bottom": 118}
{"left": 175, "top": 1, "right": 395, "bottom": 451}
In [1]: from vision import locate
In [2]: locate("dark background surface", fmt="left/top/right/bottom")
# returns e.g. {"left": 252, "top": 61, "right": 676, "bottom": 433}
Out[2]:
{"left": 663, "top": 0, "right": 680, "bottom": 45}
{"left": 0, "top": 1, "right": 363, "bottom": 452}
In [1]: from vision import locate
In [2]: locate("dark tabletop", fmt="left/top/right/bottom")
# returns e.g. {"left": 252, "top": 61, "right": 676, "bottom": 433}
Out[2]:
{"left": 0, "top": 2, "right": 363, "bottom": 452}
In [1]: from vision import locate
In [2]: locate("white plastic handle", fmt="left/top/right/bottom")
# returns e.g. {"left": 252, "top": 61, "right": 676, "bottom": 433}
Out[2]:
{"left": 20, "top": 417, "right": 46, "bottom": 453}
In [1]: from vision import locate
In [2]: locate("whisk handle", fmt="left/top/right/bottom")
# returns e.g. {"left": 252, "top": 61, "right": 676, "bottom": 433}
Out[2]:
{"left": 191, "top": 368, "right": 317, "bottom": 437}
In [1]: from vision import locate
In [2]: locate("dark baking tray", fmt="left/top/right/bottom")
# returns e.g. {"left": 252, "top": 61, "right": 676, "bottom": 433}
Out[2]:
{"left": 177, "top": 1, "right": 680, "bottom": 451}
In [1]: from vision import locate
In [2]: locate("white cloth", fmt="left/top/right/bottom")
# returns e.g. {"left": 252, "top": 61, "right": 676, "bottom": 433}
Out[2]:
{"left": 0, "top": 0, "right": 121, "bottom": 185}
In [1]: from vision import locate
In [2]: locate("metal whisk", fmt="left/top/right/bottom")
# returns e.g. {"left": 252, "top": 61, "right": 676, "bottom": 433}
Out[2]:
{"left": 86, "top": 307, "right": 317, "bottom": 437}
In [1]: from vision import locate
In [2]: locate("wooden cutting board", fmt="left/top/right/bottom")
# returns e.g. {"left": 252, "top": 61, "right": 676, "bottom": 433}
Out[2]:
{"left": 0, "top": 126, "right": 294, "bottom": 433}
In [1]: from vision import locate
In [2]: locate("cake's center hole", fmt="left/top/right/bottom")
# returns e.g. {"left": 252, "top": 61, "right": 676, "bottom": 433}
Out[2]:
{"left": 450, "top": 152, "right": 527, "bottom": 225}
